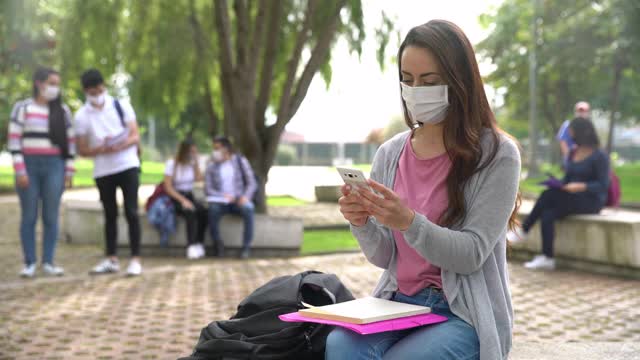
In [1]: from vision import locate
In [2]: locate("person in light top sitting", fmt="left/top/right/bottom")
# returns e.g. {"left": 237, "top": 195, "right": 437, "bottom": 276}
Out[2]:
{"left": 204, "top": 136, "right": 257, "bottom": 259}
{"left": 163, "top": 137, "right": 208, "bottom": 259}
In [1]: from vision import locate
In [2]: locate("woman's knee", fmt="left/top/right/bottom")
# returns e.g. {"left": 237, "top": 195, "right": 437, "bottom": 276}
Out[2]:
{"left": 325, "top": 328, "right": 366, "bottom": 359}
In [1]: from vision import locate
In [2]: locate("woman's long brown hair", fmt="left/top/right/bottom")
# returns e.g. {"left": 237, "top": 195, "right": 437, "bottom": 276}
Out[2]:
{"left": 398, "top": 20, "right": 521, "bottom": 233}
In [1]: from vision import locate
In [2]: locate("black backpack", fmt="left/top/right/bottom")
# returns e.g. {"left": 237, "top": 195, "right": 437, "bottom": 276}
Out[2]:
{"left": 179, "top": 271, "right": 354, "bottom": 360}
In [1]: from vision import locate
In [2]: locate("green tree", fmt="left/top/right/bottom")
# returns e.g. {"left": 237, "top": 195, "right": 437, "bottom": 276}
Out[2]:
{"left": 1, "top": 0, "right": 395, "bottom": 212}
{"left": 478, "top": 0, "right": 640, "bottom": 152}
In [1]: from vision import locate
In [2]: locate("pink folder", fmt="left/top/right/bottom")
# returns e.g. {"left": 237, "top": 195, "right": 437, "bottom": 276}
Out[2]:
{"left": 279, "top": 312, "right": 448, "bottom": 335}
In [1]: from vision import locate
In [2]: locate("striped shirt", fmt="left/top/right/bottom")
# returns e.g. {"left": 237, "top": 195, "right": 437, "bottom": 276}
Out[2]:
{"left": 8, "top": 98, "right": 76, "bottom": 177}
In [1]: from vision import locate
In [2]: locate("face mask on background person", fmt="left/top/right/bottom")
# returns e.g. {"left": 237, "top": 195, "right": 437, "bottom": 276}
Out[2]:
{"left": 212, "top": 150, "right": 224, "bottom": 162}
{"left": 42, "top": 85, "right": 60, "bottom": 101}
{"left": 400, "top": 82, "right": 449, "bottom": 125}
{"left": 86, "top": 93, "right": 105, "bottom": 107}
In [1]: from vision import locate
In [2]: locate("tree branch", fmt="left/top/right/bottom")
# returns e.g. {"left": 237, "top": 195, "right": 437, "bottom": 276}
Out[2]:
{"left": 266, "top": 0, "right": 346, "bottom": 165}
{"left": 213, "top": 0, "right": 236, "bottom": 101}
{"left": 288, "top": 0, "right": 346, "bottom": 122}
{"left": 273, "top": 0, "right": 318, "bottom": 132}
{"left": 233, "top": 0, "right": 250, "bottom": 68}
{"left": 189, "top": 0, "right": 220, "bottom": 135}
{"left": 248, "top": 0, "right": 267, "bottom": 83}
{"left": 255, "top": 0, "right": 283, "bottom": 137}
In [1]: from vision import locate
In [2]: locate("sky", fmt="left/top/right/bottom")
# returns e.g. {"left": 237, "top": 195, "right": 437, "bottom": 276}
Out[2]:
{"left": 285, "top": 0, "right": 504, "bottom": 143}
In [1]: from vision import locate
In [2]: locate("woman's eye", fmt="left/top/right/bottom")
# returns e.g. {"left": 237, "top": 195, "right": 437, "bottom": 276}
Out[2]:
{"left": 401, "top": 79, "right": 412, "bottom": 84}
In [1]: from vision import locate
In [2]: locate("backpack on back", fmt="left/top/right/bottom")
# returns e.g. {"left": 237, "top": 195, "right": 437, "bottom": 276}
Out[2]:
{"left": 606, "top": 170, "right": 621, "bottom": 207}
{"left": 179, "top": 271, "right": 354, "bottom": 360}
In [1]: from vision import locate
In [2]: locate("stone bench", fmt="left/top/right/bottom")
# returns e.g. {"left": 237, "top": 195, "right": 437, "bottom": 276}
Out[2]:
{"left": 511, "top": 201, "right": 640, "bottom": 278}
{"left": 63, "top": 201, "right": 303, "bottom": 257}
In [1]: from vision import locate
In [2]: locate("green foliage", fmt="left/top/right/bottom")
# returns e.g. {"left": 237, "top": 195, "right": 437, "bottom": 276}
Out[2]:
{"left": 478, "top": 0, "right": 640, "bottom": 139}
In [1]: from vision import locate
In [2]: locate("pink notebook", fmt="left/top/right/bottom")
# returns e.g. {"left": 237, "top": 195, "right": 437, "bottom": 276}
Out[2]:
{"left": 279, "top": 312, "right": 448, "bottom": 335}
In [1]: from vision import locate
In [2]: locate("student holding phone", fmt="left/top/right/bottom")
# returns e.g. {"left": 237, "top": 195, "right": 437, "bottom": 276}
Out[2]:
{"left": 327, "top": 21, "right": 521, "bottom": 360}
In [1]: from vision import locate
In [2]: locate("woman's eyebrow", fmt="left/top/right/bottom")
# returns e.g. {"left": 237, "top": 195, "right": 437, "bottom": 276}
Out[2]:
{"left": 400, "top": 71, "right": 439, "bottom": 77}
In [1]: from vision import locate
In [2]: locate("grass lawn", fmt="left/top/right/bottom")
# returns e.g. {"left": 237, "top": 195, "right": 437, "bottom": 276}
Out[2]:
{"left": 267, "top": 196, "right": 308, "bottom": 207}
{"left": 301, "top": 229, "right": 359, "bottom": 255}
{"left": 0, "top": 159, "right": 166, "bottom": 191}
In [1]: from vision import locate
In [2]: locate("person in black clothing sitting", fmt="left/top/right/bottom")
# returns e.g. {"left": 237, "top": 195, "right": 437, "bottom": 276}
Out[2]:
{"left": 508, "top": 117, "right": 610, "bottom": 270}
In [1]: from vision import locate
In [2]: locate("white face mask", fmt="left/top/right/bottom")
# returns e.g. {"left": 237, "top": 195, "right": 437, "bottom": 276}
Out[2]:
{"left": 212, "top": 150, "right": 224, "bottom": 162}
{"left": 86, "top": 93, "right": 105, "bottom": 107}
{"left": 42, "top": 85, "right": 60, "bottom": 101}
{"left": 400, "top": 82, "right": 449, "bottom": 125}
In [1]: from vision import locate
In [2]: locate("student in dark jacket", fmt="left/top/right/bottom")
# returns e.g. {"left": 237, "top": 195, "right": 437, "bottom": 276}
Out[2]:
{"left": 508, "top": 117, "right": 609, "bottom": 270}
{"left": 205, "top": 136, "right": 257, "bottom": 259}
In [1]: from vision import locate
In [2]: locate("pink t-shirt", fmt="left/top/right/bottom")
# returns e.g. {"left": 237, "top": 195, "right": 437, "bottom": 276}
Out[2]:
{"left": 393, "top": 134, "right": 452, "bottom": 296}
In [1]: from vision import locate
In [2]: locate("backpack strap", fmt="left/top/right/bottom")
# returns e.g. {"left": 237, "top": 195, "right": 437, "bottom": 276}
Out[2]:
{"left": 113, "top": 99, "right": 126, "bottom": 128}
{"left": 235, "top": 154, "right": 247, "bottom": 189}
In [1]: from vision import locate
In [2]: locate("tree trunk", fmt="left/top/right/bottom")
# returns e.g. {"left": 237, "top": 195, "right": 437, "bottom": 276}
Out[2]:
{"left": 606, "top": 59, "right": 624, "bottom": 154}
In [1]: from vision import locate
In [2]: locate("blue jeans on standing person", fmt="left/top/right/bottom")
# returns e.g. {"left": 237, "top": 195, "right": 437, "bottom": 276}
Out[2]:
{"left": 208, "top": 202, "right": 255, "bottom": 253}
{"left": 325, "top": 287, "right": 480, "bottom": 360}
{"left": 16, "top": 155, "right": 65, "bottom": 266}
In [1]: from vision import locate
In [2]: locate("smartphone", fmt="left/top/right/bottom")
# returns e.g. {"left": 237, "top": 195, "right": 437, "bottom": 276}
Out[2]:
{"left": 336, "top": 167, "right": 373, "bottom": 193}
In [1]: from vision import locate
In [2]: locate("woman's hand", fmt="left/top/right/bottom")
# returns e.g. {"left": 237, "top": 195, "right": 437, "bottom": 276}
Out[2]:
{"left": 180, "top": 198, "right": 195, "bottom": 210}
{"left": 16, "top": 175, "right": 30, "bottom": 189}
{"left": 357, "top": 180, "right": 415, "bottom": 231}
{"left": 563, "top": 182, "right": 586, "bottom": 193}
{"left": 338, "top": 185, "right": 370, "bottom": 227}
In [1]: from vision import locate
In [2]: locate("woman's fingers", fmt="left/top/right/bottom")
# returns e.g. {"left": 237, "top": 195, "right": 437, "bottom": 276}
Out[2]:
{"left": 367, "top": 179, "right": 399, "bottom": 201}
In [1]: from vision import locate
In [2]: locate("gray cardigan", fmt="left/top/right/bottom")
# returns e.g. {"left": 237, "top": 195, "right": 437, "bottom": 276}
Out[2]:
{"left": 352, "top": 129, "right": 520, "bottom": 360}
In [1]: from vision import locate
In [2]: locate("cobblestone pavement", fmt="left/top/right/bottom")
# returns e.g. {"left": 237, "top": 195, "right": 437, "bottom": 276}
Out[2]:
{"left": 1, "top": 237, "right": 640, "bottom": 359}
{"left": 2, "top": 199, "right": 640, "bottom": 359}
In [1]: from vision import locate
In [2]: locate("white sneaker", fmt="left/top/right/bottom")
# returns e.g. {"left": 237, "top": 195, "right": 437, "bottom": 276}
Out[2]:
{"left": 186, "top": 244, "right": 200, "bottom": 260}
{"left": 524, "top": 255, "right": 556, "bottom": 270}
{"left": 20, "top": 264, "right": 37, "bottom": 278}
{"left": 90, "top": 259, "right": 120, "bottom": 275}
{"left": 507, "top": 228, "right": 528, "bottom": 243}
{"left": 196, "top": 243, "right": 206, "bottom": 258}
{"left": 126, "top": 260, "right": 142, "bottom": 276}
{"left": 42, "top": 263, "right": 64, "bottom": 276}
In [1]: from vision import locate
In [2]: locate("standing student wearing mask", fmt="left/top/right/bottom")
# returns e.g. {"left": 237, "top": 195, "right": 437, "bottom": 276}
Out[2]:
{"left": 8, "top": 67, "right": 76, "bottom": 278}
{"left": 74, "top": 69, "right": 143, "bottom": 276}
{"left": 326, "top": 21, "right": 521, "bottom": 360}
{"left": 508, "top": 117, "right": 609, "bottom": 270}
{"left": 205, "top": 136, "right": 257, "bottom": 259}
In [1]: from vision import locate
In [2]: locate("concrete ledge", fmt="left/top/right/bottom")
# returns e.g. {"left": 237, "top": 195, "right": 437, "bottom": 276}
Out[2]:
{"left": 513, "top": 202, "right": 640, "bottom": 276}
{"left": 314, "top": 185, "right": 341, "bottom": 203}
{"left": 64, "top": 200, "right": 303, "bottom": 256}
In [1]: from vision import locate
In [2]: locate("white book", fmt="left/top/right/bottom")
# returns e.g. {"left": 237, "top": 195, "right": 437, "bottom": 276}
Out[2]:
{"left": 298, "top": 297, "right": 431, "bottom": 325}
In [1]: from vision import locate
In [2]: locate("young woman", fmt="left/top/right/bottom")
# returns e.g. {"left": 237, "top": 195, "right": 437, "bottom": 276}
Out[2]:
{"left": 326, "top": 21, "right": 521, "bottom": 360}
{"left": 163, "top": 138, "right": 208, "bottom": 259}
{"left": 8, "top": 67, "right": 76, "bottom": 278}
{"left": 509, "top": 117, "right": 609, "bottom": 270}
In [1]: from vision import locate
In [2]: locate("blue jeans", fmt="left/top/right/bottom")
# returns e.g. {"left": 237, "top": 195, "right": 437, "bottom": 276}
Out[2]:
{"left": 16, "top": 155, "right": 65, "bottom": 266}
{"left": 208, "top": 202, "right": 254, "bottom": 251}
{"left": 325, "top": 287, "right": 480, "bottom": 360}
